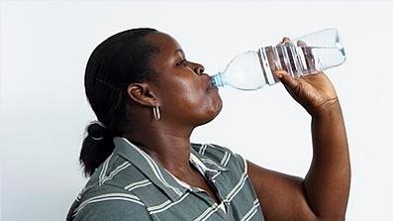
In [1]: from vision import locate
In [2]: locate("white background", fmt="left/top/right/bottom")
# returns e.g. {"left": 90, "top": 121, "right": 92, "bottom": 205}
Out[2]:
{"left": 1, "top": 1, "right": 392, "bottom": 221}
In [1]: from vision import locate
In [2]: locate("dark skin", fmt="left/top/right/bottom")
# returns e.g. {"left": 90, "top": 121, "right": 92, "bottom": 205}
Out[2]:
{"left": 124, "top": 32, "right": 351, "bottom": 221}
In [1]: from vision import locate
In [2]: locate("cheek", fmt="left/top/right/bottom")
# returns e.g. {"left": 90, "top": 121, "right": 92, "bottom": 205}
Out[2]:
{"left": 157, "top": 81, "right": 200, "bottom": 118}
{"left": 165, "top": 78, "right": 203, "bottom": 105}
{"left": 158, "top": 76, "right": 222, "bottom": 120}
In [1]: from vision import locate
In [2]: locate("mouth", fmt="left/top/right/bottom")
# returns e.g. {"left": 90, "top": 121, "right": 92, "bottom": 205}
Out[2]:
{"left": 207, "top": 76, "right": 219, "bottom": 90}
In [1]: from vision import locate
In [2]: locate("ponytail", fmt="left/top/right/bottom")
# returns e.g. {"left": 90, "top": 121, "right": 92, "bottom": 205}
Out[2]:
{"left": 79, "top": 122, "right": 115, "bottom": 176}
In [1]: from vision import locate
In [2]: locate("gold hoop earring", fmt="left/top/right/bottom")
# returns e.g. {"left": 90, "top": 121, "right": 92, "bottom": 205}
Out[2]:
{"left": 152, "top": 106, "right": 161, "bottom": 120}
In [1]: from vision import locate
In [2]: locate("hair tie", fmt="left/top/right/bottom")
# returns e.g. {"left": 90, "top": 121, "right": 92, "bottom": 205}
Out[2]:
{"left": 91, "top": 136, "right": 104, "bottom": 141}
{"left": 87, "top": 121, "right": 107, "bottom": 141}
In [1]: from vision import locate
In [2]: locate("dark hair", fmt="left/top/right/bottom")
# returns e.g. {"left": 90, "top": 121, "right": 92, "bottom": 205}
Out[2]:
{"left": 80, "top": 28, "right": 158, "bottom": 176}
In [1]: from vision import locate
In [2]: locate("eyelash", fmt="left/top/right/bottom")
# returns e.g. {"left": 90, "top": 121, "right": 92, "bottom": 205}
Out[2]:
{"left": 177, "top": 59, "right": 187, "bottom": 66}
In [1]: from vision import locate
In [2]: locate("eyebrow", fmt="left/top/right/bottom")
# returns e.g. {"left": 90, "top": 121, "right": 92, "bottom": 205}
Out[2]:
{"left": 175, "top": 49, "right": 185, "bottom": 58}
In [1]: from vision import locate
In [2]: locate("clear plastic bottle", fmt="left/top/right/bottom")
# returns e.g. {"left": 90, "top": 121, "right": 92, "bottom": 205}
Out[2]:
{"left": 211, "top": 28, "right": 346, "bottom": 90}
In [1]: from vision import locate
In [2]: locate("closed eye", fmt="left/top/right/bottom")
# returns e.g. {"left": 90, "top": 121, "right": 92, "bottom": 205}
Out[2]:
{"left": 176, "top": 59, "right": 187, "bottom": 67}
{"left": 175, "top": 49, "right": 188, "bottom": 67}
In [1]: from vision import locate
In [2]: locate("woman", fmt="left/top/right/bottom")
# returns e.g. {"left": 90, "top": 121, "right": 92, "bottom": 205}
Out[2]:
{"left": 66, "top": 28, "right": 351, "bottom": 221}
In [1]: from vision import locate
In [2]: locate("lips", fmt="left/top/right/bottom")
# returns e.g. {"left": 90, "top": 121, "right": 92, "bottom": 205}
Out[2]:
{"left": 206, "top": 75, "right": 218, "bottom": 90}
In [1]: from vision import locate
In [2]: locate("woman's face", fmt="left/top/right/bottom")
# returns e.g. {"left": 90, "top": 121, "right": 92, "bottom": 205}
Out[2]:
{"left": 145, "top": 32, "right": 222, "bottom": 127}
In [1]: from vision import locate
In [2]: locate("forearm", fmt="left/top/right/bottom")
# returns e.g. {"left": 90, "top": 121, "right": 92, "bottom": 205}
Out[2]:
{"left": 304, "top": 100, "right": 351, "bottom": 220}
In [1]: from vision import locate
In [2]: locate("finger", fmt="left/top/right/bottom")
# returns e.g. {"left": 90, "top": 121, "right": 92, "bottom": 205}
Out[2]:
{"left": 277, "top": 37, "right": 292, "bottom": 46}
{"left": 297, "top": 40, "right": 316, "bottom": 71}
{"left": 296, "top": 39, "right": 307, "bottom": 47}
{"left": 281, "top": 37, "right": 291, "bottom": 44}
{"left": 273, "top": 70, "right": 299, "bottom": 89}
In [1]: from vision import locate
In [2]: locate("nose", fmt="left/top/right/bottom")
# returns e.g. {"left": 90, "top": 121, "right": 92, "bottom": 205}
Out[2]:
{"left": 193, "top": 63, "right": 205, "bottom": 75}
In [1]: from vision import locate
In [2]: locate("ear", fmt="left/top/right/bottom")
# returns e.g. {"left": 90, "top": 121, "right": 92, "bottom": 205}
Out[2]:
{"left": 126, "top": 83, "right": 158, "bottom": 107}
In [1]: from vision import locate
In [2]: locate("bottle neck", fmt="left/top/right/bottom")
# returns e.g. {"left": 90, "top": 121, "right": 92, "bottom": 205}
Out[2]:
{"left": 210, "top": 72, "right": 226, "bottom": 88}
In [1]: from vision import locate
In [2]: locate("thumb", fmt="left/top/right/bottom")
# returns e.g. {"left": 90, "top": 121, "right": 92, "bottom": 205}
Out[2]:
{"left": 274, "top": 70, "right": 299, "bottom": 89}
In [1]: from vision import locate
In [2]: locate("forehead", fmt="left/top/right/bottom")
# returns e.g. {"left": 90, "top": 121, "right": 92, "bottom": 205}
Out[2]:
{"left": 146, "top": 32, "right": 183, "bottom": 54}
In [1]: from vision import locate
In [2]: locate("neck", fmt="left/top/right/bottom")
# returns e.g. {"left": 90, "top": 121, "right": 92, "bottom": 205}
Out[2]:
{"left": 123, "top": 124, "right": 195, "bottom": 175}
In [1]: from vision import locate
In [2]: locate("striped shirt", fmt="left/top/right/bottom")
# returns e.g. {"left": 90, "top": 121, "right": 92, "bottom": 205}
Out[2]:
{"left": 66, "top": 137, "right": 265, "bottom": 221}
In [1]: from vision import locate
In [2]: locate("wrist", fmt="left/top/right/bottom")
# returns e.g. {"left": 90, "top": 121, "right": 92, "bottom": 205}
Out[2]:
{"left": 309, "top": 98, "right": 341, "bottom": 117}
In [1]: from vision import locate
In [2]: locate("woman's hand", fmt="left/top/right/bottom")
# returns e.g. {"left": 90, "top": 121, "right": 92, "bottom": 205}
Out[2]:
{"left": 275, "top": 37, "right": 340, "bottom": 116}
{"left": 274, "top": 69, "right": 339, "bottom": 116}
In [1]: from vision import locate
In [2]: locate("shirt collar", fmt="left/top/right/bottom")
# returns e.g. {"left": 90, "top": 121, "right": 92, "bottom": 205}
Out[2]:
{"left": 113, "top": 137, "right": 227, "bottom": 202}
{"left": 189, "top": 148, "right": 228, "bottom": 180}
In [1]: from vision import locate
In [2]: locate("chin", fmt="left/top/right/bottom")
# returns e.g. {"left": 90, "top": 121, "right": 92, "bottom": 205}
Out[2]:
{"left": 192, "top": 95, "right": 223, "bottom": 126}
{"left": 199, "top": 103, "right": 223, "bottom": 126}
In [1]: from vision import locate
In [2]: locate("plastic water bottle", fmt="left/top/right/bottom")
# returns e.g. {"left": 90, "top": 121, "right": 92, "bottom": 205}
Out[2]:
{"left": 211, "top": 28, "right": 346, "bottom": 90}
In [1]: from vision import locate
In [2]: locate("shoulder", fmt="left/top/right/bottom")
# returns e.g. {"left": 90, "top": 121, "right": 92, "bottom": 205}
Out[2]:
{"left": 67, "top": 184, "right": 150, "bottom": 221}
{"left": 67, "top": 154, "right": 152, "bottom": 221}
